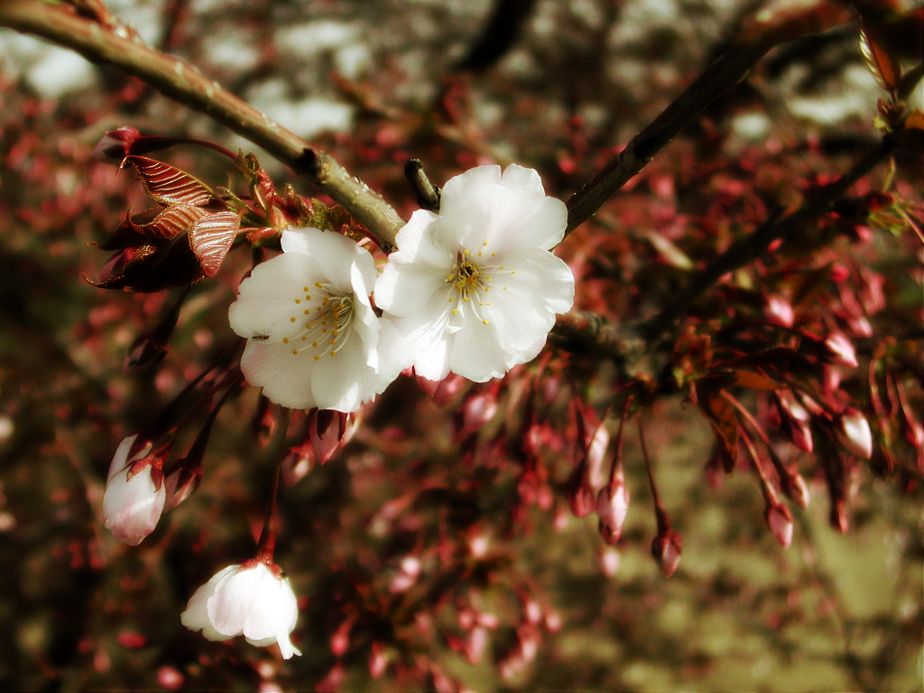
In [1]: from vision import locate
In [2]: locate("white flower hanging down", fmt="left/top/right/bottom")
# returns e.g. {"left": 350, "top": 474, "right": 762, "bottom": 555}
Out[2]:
{"left": 375, "top": 164, "right": 575, "bottom": 382}
{"left": 180, "top": 561, "right": 301, "bottom": 659}
{"left": 229, "top": 227, "right": 402, "bottom": 412}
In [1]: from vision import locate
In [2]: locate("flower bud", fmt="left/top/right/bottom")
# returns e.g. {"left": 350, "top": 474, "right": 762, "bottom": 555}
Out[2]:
{"left": 776, "top": 390, "right": 813, "bottom": 453}
{"left": 596, "top": 481, "right": 630, "bottom": 542}
{"left": 103, "top": 435, "right": 166, "bottom": 546}
{"left": 765, "top": 295, "right": 794, "bottom": 327}
{"left": 93, "top": 127, "right": 141, "bottom": 162}
{"left": 765, "top": 503, "right": 794, "bottom": 548}
{"left": 651, "top": 529, "right": 682, "bottom": 578}
{"left": 181, "top": 560, "right": 301, "bottom": 659}
{"left": 824, "top": 332, "right": 858, "bottom": 368}
{"left": 567, "top": 464, "right": 595, "bottom": 518}
{"left": 460, "top": 389, "right": 499, "bottom": 436}
{"left": 835, "top": 408, "right": 873, "bottom": 460}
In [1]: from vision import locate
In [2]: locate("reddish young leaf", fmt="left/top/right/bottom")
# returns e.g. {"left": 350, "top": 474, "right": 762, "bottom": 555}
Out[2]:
{"left": 141, "top": 204, "right": 211, "bottom": 239}
{"left": 188, "top": 211, "right": 241, "bottom": 277}
{"left": 859, "top": 22, "right": 901, "bottom": 93}
{"left": 125, "top": 155, "right": 214, "bottom": 207}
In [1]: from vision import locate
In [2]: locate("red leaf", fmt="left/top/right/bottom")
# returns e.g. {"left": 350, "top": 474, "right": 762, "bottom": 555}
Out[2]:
{"left": 696, "top": 384, "right": 739, "bottom": 472}
{"left": 859, "top": 23, "right": 901, "bottom": 92}
{"left": 141, "top": 204, "right": 211, "bottom": 239}
{"left": 125, "top": 155, "right": 214, "bottom": 207}
{"left": 188, "top": 211, "right": 240, "bottom": 277}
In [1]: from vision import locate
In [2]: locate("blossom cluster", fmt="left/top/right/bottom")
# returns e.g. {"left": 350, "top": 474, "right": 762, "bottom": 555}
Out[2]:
{"left": 229, "top": 163, "right": 575, "bottom": 411}
{"left": 102, "top": 163, "right": 575, "bottom": 660}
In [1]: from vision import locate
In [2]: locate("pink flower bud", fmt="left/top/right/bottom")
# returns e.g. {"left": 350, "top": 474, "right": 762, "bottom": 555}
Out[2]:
{"left": 595, "top": 481, "right": 630, "bottom": 541}
{"left": 651, "top": 529, "right": 682, "bottom": 578}
{"left": 461, "top": 390, "right": 498, "bottom": 436}
{"left": 765, "top": 503, "right": 794, "bottom": 548}
{"left": 93, "top": 127, "right": 141, "bottom": 162}
{"left": 765, "top": 295, "right": 794, "bottom": 327}
{"left": 103, "top": 435, "right": 166, "bottom": 546}
{"left": 600, "top": 547, "right": 621, "bottom": 577}
{"left": 824, "top": 332, "right": 858, "bottom": 368}
{"left": 307, "top": 409, "right": 354, "bottom": 466}
{"left": 835, "top": 408, "right": 873, "bottom": 460}
{"left": 784, "top": 470, "right": 811, "bottom": 509}
{"left": 369, "top": 642, "right": 387, "bottom": 679}
{"left": 567, "top": 461, "right": 595, "bottom": 518}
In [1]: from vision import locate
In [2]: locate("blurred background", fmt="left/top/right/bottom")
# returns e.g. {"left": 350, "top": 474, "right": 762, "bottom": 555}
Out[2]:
{"left": 0, "top": 0, "right": 921, "bottom": 690}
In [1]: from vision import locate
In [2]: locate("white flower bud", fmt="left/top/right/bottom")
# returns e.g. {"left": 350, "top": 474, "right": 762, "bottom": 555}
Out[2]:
{"left": 103, "top": 435, "right": 165, "bottom": 546}
{"left": 181, "top": 561, "right": 301, "bottom": 659}
{"left": 835, "top": 408, "right": 873, "bottom": 460}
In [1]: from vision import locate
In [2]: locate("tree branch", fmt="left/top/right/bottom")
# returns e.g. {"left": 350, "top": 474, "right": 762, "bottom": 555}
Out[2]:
{"left": 0, "top": 0, "right": 405, "bottom": 249}
{"left": 564, "top": 5, "right": 852, "bottom": 233}
{"left": 641, "top": 136, "right": 895, "bottom": 339}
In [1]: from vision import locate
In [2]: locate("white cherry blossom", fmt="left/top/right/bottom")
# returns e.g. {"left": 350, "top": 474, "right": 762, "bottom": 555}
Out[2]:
{"left": 103, "top": 434, "right": 165, "bottom": 546}
{"left": 375, "top": 164, "right": 574, "bottom": 382}
{"left": 229, "top": 227, "right": 402, "bottom": 412}
{"left": 180, "top": 560, "right": 301, "bottom": 659}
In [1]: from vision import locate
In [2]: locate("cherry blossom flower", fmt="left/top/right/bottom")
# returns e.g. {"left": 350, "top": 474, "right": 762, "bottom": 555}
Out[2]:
{"left": 103, "top": 434, "right": 165, "bottom": 546}
{"left": 375, "top": 164, "right": 574, "bottom": 382}
{"left": 180, "top": 560, "right": 301, "bottom": 659}
{"left": 229, "top": 227, "right": 402, "bottom": 412}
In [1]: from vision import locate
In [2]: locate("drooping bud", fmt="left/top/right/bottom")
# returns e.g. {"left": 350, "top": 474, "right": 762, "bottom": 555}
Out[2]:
{"left": 835, "top": 408, "right": 873, "bottom": 460}
{"left": 567, "top": 459, "right": 595, "bottom": 518}
{"left": 765, "top": 502, "right": 794, "bottom": 548}
{"left": 368, "top": 642, "right": 387, "bottom": 679}
{"left": 765, "top": 295, "right": 794, "bottom": 327}
{"left": 596, "top": 479, "right": 630, "bottom": 544}
{"left": 651, "top": 528, "right": 682, "bottom": 578}
{"left": 306, "top": 409, "right": 357, "bottom": 466}
{"left": 459, "top": 385, "right": 499, "bottom": 437}
{"left": 824, "top": 332, "right": 858, "bottom": 368}
{"left": 103, "top": 435, "right": 166, "bottom": 545}
{"left": 417, "top": 372, "right": 466, "bottom": 406}
{"left": 782, "top": 468, "right": 810, "bottom": 509}
{"left": 93, "top": 127, "right": 142, "bottom": 162}
{"left": 776, "top": 390, "right": 814, "bottom": 453}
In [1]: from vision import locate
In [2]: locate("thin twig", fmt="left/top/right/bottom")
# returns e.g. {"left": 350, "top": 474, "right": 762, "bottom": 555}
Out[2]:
{"left": 565, "top": 9, "right": 852, "bottom": 233}
{"left": 642, "top": 137, "right": 895, "bottom": 339}
{"left": 0, "top": 1, "right": 405, "bottom": 248}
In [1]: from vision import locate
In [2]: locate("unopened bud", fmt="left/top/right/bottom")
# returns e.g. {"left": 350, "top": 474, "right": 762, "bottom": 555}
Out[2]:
{"left": 93, "top": 127, "right": 141, "bottom": 162}
{"left": 824, "top": 332, "right": 858, "bottom": 368}
{"left": 765, "top": 503, "right": 794, "bottom": 548}
{"left": 461, "top": 390, "right": 498, "bottom": 436}
{"left": 417, "top": 373, "right": 465, "bottom": 406}
{"left": 651, "top": 529, "right": 682, "bottom": 578}
{"left": 784, "top": 470, "right": 810, "bottom": 509}
{"left": 765, "top": 295, "right": 794, "bottom": 327}
{"left": 835, "top": 408, "right": 873, "bottom": 460}
{"left": 596, "top": 481, "right": 630, "bottom": 542}
{"left": 368, "top": 642, "right": 387, "bottom": 679}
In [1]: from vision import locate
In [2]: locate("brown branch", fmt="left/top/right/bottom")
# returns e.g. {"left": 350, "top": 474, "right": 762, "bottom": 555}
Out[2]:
{"left": 564, "top": 5, "right": 852, "bottom": 233}
{"left": 0, "top": 0, "right": 405, "bottom": 249}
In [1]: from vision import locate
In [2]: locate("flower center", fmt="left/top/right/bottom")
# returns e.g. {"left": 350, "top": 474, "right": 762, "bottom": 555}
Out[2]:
{"left": 445, "top": 249, "right": 495, "bottom": 324}
{"left": 282, "top": 282, "right": 355, "bottom": 360}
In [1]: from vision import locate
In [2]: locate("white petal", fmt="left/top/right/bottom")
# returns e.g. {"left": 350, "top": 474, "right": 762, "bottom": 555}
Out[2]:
{"left": 206, "top": 565, "right": 264, "bottom": 637}
{"left": 281, "top": 227, "right": 364, "bottom": 291}
{"left": 240, "top": 340, "right": 319, "bottom": 410}
{"left": 229, "top": 253, "right": 321, "bottom": 342}
{"left": 500, "top": 163, "right": 545, "bottom": 194}
{"left": 438, "top": 165, "right": 502, "bottom": 221}
{"left": 181, "top": 565, "right": 238, "bottom": 633}
{"left": 447, "top": 317, "right": 509, "bottom": 382}
{"left": 309, "top": 335, "right": 374, "bottom": 412}
{"left": 389, "top": 210, "right": 454, "bottom": 270}
{"left": 375, "top": 261, "right": 447, "bottom": 318}
{"left": 106, "top": 435, "right": 138, "bottom": 480}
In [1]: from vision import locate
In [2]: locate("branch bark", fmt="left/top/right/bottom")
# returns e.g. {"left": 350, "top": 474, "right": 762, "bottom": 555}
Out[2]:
{"left": 565, "top": 5, "right": 852, "bottom": 233}
{"left": 0, "top": 0, "right": 405, "bottom": 248}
